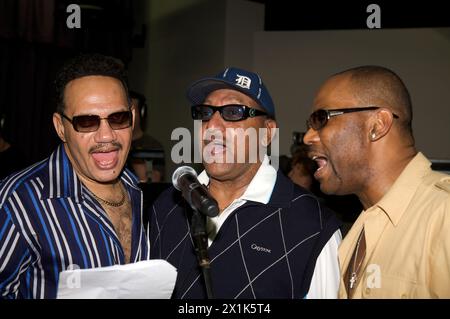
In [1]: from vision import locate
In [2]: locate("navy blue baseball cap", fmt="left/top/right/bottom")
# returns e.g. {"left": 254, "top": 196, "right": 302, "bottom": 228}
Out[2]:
{"left": 187, "top": 67, "right": 275, "bottom": 118}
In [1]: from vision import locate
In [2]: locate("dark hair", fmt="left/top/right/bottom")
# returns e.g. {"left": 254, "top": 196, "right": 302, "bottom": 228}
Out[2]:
{"left": 55, "top": 53, "right": 130, "bottom": 113}
{"left": 334, "top": 65, "right": 413, "bottom": 137}
{"left": 291, "top": 144, "right": 316, "bottom": 176}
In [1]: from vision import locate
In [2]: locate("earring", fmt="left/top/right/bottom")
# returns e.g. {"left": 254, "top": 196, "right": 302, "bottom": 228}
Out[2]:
{"left": 370, "top": 132, "right": 376, "bottom": 141}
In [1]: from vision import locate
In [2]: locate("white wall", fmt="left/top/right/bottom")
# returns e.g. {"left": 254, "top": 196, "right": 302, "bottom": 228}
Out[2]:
{"left": 224, "top": 0, "right": 264, "bottom": 68}
{"left": 253, "top": 28, "right": 450, "bottom": 159}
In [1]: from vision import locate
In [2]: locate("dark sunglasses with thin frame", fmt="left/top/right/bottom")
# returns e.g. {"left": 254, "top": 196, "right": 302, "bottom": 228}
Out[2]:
{"left": 61, "top": 110, "right": 133, "bottom": 133}
{"left": 306, "top": 106, "right": 399, "bottom": 131}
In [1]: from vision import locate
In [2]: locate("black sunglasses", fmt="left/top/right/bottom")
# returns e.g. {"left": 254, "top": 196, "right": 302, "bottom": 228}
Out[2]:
{"left": 306, "top": 106, "right": 399, "bottom": 131}
{"left": 61, "top": 110, "right": 133, "bottom": 133}
{"left": 192, "top": 104, "right": 267, "bottom": 122}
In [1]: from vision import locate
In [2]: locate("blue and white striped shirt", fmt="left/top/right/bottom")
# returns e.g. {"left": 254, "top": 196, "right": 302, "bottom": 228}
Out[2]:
{"left": 0, "top": 144, "right": 150, "bottom": 299}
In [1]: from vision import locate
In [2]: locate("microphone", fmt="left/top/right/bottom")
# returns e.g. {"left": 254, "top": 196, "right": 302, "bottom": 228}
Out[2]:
{"left": 172, "top": 166, "right": 219, "bottom": 217}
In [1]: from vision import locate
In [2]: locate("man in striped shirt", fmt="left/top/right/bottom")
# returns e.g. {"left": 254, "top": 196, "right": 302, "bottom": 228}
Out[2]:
{"left": 0, "top": 54, "right": 150, "bottom": 299}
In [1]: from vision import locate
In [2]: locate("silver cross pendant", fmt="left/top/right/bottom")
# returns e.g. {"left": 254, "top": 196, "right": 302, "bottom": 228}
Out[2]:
{"left": 349, "top": 272, "right": 357, "bottom": 289}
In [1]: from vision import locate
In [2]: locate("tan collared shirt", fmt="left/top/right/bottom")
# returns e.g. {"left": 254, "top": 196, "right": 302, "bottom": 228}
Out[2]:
{"left": 339, "top": 152, "right": 450, "bottom": 298}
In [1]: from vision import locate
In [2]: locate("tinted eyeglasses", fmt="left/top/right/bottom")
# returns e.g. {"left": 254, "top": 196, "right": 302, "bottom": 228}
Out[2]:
{"left": 61, "top": 110, "right": 133, "bottom": 133}
{"left": 306, "top": 106, "right": 399, "bottom": 131}
{"left": 192, "top": 104, "right": 267, "bottom": 122}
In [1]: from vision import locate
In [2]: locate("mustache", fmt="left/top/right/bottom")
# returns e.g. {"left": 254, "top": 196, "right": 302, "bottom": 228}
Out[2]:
{"left": 89, "top": 142, "right": 122, "bottom": 154}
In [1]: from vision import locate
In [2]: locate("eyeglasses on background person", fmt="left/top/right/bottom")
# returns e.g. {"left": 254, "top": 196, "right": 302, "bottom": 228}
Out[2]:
{"left": 306, "top": 106, "right": 399, "bottom": 131}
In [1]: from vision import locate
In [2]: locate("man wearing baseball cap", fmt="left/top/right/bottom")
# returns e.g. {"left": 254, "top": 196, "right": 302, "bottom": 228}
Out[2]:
{"left": 150, "top": 67, "right": 342, "bottom": 298}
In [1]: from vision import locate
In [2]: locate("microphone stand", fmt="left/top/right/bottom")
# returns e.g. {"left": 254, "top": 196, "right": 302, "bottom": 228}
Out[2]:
{"left": 191, "top": 209, "right": 214, "bottom": 299}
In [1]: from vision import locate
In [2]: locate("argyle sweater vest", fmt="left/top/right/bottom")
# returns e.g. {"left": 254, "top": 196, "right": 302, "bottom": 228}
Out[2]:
{"left": 149, "top": 172, "right": 341, "bottom": 299}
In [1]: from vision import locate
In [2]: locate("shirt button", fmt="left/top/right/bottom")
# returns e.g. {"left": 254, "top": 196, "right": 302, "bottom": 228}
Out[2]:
{"left": 365, "top": 288, "right": 371, "bottom": 295}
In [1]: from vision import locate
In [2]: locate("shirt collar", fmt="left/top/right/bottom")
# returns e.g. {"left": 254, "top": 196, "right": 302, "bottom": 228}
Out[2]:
{"left": 41, "top": 144, "right": 140, "bottom": 202}
{"left": 197, "top": 154, "right": 278, "bottom": 205}
{"left": 375, "top": 152, "right": 431, "bottom": 226}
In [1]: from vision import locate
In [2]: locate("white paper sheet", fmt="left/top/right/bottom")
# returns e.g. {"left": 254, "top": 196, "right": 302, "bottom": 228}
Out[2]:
{"left": 57, "top": 259, "right": 177, "bottom": 299}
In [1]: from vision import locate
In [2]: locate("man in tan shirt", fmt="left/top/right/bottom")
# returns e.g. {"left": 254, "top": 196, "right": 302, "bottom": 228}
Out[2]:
{"left": 303, "top": 65, "right": 450, "bottom": 298}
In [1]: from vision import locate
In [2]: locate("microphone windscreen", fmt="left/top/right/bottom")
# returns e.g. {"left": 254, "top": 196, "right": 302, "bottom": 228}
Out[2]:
{"left": 172, "top": 166, "right": 198, "bottom": 191}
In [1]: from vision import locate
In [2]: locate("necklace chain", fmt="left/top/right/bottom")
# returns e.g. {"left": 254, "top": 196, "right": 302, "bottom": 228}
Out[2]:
{"left": 91, "top": 183, "right": 126, "bottom": 207}
{"left": 349, "top": 228, "right": 365, "bottom": 289}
